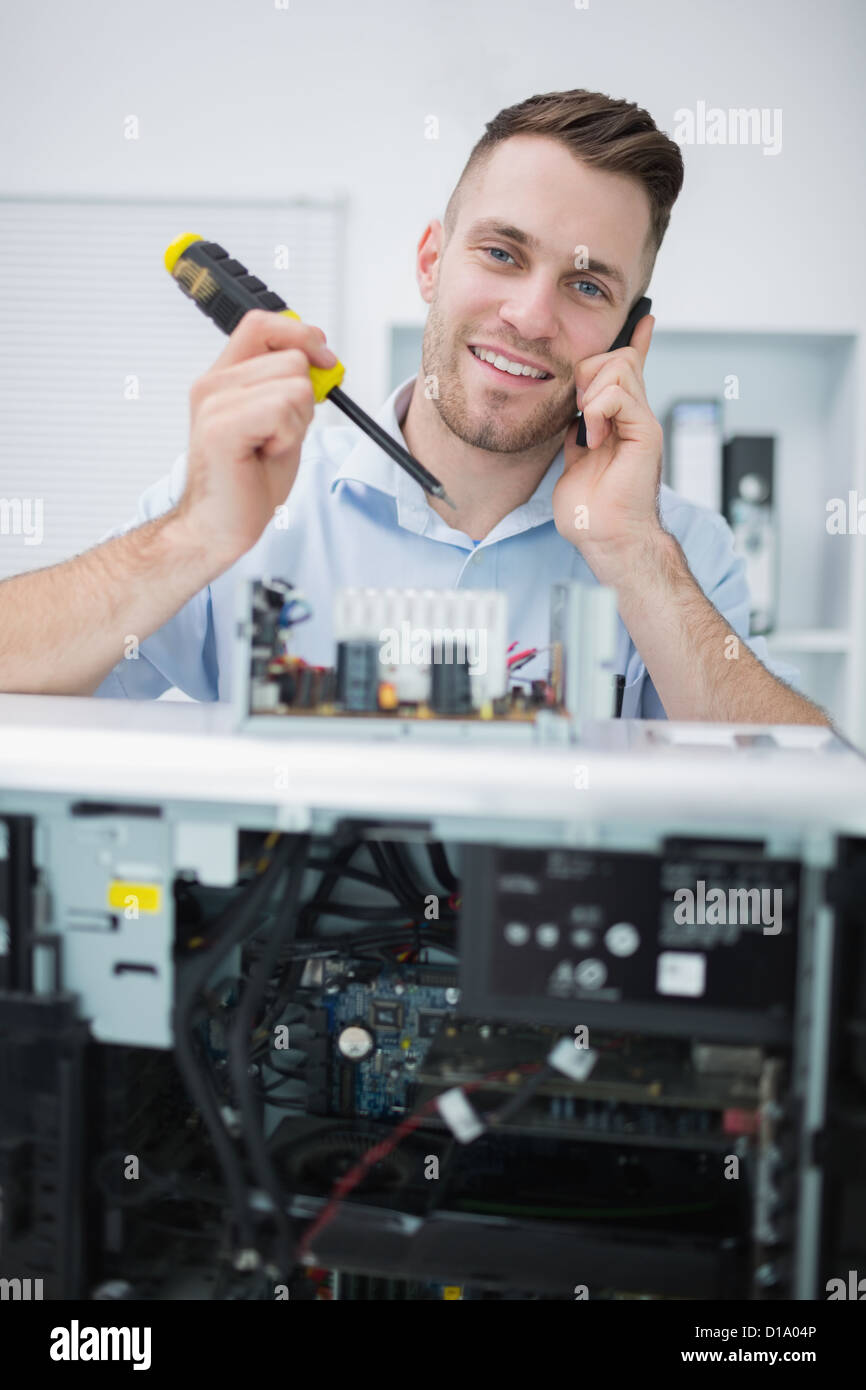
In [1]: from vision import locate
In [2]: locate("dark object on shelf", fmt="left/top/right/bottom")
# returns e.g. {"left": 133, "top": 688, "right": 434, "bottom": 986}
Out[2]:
{"left": 723, "top": 436, "right": 777, "bottom": 636}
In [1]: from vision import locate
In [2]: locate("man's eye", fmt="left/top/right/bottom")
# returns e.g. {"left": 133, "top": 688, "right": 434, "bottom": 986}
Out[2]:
{"left": 572, "top": 279, "right": 604, "bottom": 299}
{"left": 484, "top": 250, "right": 605, "bottom": 301}
{"left": 484, "top": 246, "right": 516, "bottom": 264}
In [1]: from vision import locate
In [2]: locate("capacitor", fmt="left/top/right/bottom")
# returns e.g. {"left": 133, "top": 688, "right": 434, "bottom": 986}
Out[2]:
{"left": 336, "top": 1023, "right": 376, "bottom": 1062}
{"left": 377, "top": 681, "right": 399, "bottom": 711}
{"left": 278, "top": 671, "right": 298, "bottom": 705}
{"left": 336, "top": 640, "right": 381, "bottom": 712}
{"left": 430, "top": 657, "right": 473, "bottom": 715}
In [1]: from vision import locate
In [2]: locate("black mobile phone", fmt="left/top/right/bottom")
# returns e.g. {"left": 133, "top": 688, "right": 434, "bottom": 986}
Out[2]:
{"left": 575, "top": 295, "right": 652, "bottom": 447}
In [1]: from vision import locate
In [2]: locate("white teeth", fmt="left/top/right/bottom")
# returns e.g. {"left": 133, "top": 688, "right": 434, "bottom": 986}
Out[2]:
{"left": 470, "top": 345, "right": 549, "bottom": 379}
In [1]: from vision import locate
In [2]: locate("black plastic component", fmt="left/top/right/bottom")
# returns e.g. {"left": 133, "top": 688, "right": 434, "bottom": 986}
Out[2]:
{"left": 458, "top": 843, "right": 800, "bottom": 1042}
{"left": 297, "top": 666, "right": 314, "bottom": 708}
{"left": 278, "top": 671, "right": 298, "bottom": 705}
{"left": 0, "top": 816, "right": 35, "bottom": 992}
{"left": 282, "top": 1182, "right": 747, "bottom": 1299}
{"left": 170, "top": 240, "right": 288, "bottom": 330}
{"left": 430, "top": 658, "right": 472, "bottom": 715}
{"left": 70, "top": 802, "right": 161, "bottom": 819}
{"left": 336, "top": 641, "right": 380, "bottom": 712}
{"left": 209, "top": 292, "right": 246, "bottom": 335}
{"left": 320, "top": 670, "right": 337, "bottom": 704}
{"left": 819, "top": 837, "right": 866, "bottom": 1287}
{"left": 0, "top": 992, "right": 90, "bottom": 1297}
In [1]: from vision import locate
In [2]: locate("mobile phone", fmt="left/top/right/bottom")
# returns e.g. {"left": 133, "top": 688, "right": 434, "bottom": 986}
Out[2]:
{"left": 575, "top": 295, "right": 652, "bottom": 447}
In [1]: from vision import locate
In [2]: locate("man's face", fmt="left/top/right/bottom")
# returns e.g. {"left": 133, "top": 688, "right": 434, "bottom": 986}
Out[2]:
{"left": 419, "top": 135, "right": 653, "bottom": 454}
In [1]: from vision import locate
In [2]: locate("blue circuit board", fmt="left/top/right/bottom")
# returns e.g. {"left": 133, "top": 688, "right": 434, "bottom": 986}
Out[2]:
{"left": 320, "top": 963, "right": 456, "bottom": 1118}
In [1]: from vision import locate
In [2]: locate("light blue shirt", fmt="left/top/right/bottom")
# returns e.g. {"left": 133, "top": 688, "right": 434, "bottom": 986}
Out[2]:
{"left": 93, "top": 374, "right": 798, "bottom": 717}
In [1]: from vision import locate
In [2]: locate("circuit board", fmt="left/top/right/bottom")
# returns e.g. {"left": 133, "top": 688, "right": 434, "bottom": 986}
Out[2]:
{"left": 314, "top": 960, "right": 458, "bottom": 1119}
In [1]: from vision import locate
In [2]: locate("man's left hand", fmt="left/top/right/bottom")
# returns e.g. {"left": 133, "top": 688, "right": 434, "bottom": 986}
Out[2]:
{"left": 552, "top": 313, "right": 665, "bottom": 586}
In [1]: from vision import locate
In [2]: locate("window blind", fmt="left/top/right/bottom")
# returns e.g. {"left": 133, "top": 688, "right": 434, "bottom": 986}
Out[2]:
{"left": 0, "top": 197, "right": 345, "bottom": 578}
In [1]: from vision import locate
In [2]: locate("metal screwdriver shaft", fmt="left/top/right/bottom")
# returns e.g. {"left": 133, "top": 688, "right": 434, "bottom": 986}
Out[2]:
{"left": 327, "top": 387, "right": 456, "bottom": 509}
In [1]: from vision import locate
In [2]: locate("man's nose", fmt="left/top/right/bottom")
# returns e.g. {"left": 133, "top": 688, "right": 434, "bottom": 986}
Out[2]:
{"left": 498, "top": 275, "right": 559, "bottom": 343}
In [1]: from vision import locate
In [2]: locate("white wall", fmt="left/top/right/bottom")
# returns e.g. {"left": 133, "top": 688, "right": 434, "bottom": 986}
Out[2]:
{"left": 1, "top": 0, "right": 864, "bottom": 411}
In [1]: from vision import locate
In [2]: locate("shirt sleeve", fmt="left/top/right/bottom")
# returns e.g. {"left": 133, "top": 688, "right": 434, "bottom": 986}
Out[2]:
{"left": 639, "top": 508, "right": 801, "bottom": 720}
{"left": 91, "top": 452, "right": 218, "bottom": 702}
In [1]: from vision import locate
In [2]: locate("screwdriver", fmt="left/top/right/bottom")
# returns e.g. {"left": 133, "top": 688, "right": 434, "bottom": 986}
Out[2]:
{"left": 164, "top": 234, "right": 456, "bottom": 509}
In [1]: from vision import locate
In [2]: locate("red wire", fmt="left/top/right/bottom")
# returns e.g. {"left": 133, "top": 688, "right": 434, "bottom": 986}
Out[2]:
{"left": 296, "top": 1098, "right": 440, "bottom": 1260}
{"left": 506, "top": 647, "right": 537, "bottom": 668}
{"left": 296, "top": 1064, "right": 540, "bottom": 1262}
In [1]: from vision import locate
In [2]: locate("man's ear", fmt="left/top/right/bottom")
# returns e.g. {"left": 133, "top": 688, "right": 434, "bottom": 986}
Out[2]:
{"left": 416, "top": 218, "right": 444, "bottom": 304}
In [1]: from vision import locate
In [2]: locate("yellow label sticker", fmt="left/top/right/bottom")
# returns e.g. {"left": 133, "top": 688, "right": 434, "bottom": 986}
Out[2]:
{"left": 107, "top": 882, "right": 161, "bottom": 914}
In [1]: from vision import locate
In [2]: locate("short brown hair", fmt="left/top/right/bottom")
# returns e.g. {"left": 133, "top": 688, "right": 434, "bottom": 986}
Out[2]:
{"left": 444, "top": 89, "right": 684, "bottom": 272}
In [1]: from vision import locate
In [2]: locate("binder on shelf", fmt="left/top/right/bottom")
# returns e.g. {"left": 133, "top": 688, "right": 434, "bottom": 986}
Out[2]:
{"left": 664, "top": 399, "right": 724, "bottom": 514}
{"left": 722, "top": 435, "right": 777, "bottom": 636}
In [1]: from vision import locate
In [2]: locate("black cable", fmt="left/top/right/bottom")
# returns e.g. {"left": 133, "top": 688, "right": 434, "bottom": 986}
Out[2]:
{"left": 304, "top": 858, "right": 403, "bottom": 892}
{"left": 302, "top": 902, "right": 418, "bottom": 923}
{"left": 488, "top": 1063, "right": 553, "bottom": 1126}
{"left": 296, "top": 837, "right": 457, "bottom": 937}
{"left": 372, "top": 841, "right": 425, "bottom": 913}
{"left": 427, "top": 841, "right": 458, "bottom": 894}
{"left": 252, "top": 1095, "right": 309, "bottom": 1111}
{"left": 386, "top": 841, "right": 433, "bottom": 904}
{"left": 383, "top": 841, "right": 459, "bottom": 926}
{"left": 251, "top": 959, "right": 309, "bottom": 1050}
{"left": 174, "top": 836, "right": 294, "bottom": 1253}
{"left": 228, "top": 834, "right": 310, "bottom": 1277}
{"left": 276, "top": 926, "right": 458, "bottom": 959}
{"left": 136, "top": 1216, "right": 224, "bottom": 1242}
{"left": 299, "top": 836, "right": 364, "bottom": 930}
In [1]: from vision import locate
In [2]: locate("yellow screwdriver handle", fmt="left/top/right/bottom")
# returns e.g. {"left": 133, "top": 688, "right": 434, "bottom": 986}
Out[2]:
{"left": 165, "top": 233, "right": 346, "bottom": 404}
{"left": 280, "top": 309, "right": 345, "bottom": 403}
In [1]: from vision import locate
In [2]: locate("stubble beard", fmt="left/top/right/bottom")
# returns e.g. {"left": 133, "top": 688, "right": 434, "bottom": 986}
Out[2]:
{"left": 420, "top": 293, "right": 577, "bottom": 454}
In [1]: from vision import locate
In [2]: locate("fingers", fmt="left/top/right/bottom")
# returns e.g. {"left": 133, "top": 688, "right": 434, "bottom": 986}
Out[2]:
{"left": 581, "top": 381, "right": 663, "bottom": 451}
{"left": 574, "top": 312, "right": 654, "bottom": 394}
{"left": 577, "top": 361, "right": 646, "bottom": 443}
{"left": 191, "top": 347, "right": 318, "bottom": 409}
{"left": 629, "top": 313, "right": 654, "bottom": 364}
{"left": 197, "top": 375, "right": 316, "bottom": 459}
{"left": 208, "top": 308, "right": 337, "bottom": 373}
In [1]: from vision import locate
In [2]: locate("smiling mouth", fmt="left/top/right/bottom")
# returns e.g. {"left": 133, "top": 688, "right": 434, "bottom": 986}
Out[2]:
{"left": 467, "top": 344, "right": 553, "bottom": 383}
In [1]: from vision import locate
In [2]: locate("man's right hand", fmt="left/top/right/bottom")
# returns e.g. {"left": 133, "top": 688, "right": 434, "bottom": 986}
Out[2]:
{"left": 0, "top": 310, "right": 339, "bottom": 696}
{"left": 175, "top": 309, "right": 338, "bottom": 563}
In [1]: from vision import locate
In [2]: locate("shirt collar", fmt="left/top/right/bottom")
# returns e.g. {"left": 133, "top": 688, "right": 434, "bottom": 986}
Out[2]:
{"left": 329, "top": 375, "right": 416, "bottom": 499}
{"left": 329, "top": 373, "right": 565, "bottom": 542}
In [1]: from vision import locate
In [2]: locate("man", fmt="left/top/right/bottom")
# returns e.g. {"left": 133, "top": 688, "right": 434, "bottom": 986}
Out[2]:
{"left": 0, "top": 89, "right": 830, "bottom": 725}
